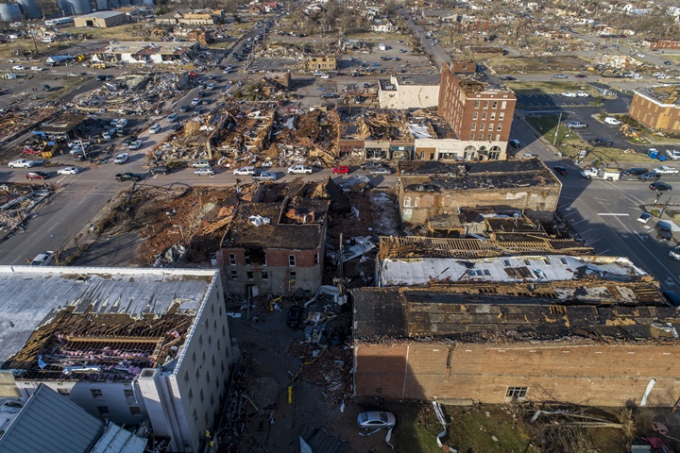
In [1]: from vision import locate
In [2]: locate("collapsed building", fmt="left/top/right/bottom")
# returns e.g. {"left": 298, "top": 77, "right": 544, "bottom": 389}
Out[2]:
{"left": 92, "top": 41, "right": 200, "bottom": 65}
{"left": 354, "top": 237, "right": 680, "bottom": 407}
{"left": 0, "top": 266, "right": 232, "bottom": 453}
{"left": 628, "top": 84, "right": 680, "bottom": 133}
{"left": 397, "top": 159, "right": 561, "bottom": 225}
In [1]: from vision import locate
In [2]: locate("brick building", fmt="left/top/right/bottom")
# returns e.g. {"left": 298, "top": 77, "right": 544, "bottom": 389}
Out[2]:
{"left": 304, "top": 55, "right": 337, "bottom": 71}
{"left": 643, "top": 38, "right": 680, "bottom": 50}
{"left": 438, "top": 63, "right": 516, "bottom": 160}
{"left": 628, "top": 85, "right": 680, "bottom": 133}
{"left": 397, "top": 159, "right": 561, "bottom": 225}
{"left": 354, "top": 250, "right": 680, "bottom": 407}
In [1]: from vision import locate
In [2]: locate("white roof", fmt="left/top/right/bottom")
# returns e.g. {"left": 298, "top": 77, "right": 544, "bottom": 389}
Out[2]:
{"left": 0, "top": 266, "right": 218, "bottom": 364}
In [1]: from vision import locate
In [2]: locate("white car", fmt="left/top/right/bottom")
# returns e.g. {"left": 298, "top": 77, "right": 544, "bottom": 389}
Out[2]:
{"left": 653, "top": 166, "right": 679, "bottom": 174}
{"left": 30, "top": 250, "right": 55, "bottom": 266}
{"left": 637, "top": 212, "right": 652, "bottom": 224}
{"left": 561, "top": 92, "right": 577, "bottom": 98}
{"left": 320, "top": 74, "right": 330, "bottom": 79}
{"left": 195, "top": 168, "right": 215, "bottom": 176}
{"left": 149, "top": 124, "right": 161, "bottom": 134}
{"left": 604, "top": 117, "right": 621, "bottom": 125}
{"left": 30, "top": 66, "right": 43, "bottom": 71}
{"left": 637, "top": 53, "right": 645, "bottom": 57}
{"left": 191, "top": 98, "right": 201, "bottom": 106}
{"left": 287, "top": 165, "right": 313, "bottom": 174}
{"left": 57, "top": 167, "right": 80, "bottom": 175}
{"left": 128, "top": 140, "right": 142, "bottom": 150}
{"left": 670, "top": 245, "right": 680, "bottom": 261}
{"left": 666, "top": 150, "right": 680, "bottom": 161}
{"left": 114, "top": 153, "right": 129, "bottom": 164}
{"left": 207, "top": 83, "right": 216, "bottom": 90}
{"left": 233, "top": 166, "right": 256, "bottom": 176}
{"left": 12, "top": 65, "right": 26, "bottom": 71}
{"left": 576, "top": 91, "right": 589, "bottom": 97}
{"left": 9, "top": 159, "right": 36, "bottom": 168}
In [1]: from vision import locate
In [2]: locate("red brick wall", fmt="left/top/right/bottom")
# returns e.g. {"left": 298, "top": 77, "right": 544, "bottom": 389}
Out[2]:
{"left": 218, "top": 247, "right": 320, "bottom": 267}
{"left": 648, "top": 40, "right": 680, "bottom": 50}
{"left": 355, "top": 341, "right": 680, "bottom": 406}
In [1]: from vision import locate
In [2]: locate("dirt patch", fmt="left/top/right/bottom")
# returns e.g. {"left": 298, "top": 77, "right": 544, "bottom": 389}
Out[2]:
{"left": 485, "top": 55, "right": 591, "bottom": 74}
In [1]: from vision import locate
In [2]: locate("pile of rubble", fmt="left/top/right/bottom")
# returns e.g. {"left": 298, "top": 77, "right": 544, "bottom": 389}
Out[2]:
{"left": 254, "top": 44, "right": 304, "bottom": 60}
{"left": 0, "top": 102, "right": 60, "bottom": 152}
{"left": 0, "top": 184, "right": 52, "bottom": 242}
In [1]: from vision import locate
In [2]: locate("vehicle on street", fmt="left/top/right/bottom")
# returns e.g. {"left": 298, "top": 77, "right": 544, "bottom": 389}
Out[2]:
{"left": 553, "top": 73, "right": 568, "bottom": 79}
{"left": 565, "top": 121, "right": 588, "bottom": 129}
{"left": 149, "top": 124, "right": 161, "bottom": 134}
{"left": 360, "top": 162, "right": 386, "bottom": 171}
{"left": 180, "top": 105, "right": 190, "bottom": 112}
{"left": 589, "top": 138, "right": 614, "bottom": 147}
{"left": 115, "top": 172, "right": 142, "bottom": 182}
{"left": 664, "top": 60, "right": 672, "bottom": 65}
{"left": 332, "top": 166, "right": 350, "bottom": 174}
{"left": 192, "top": 160, "right": 212, "bottom": 168}
{"left": 207, "top": 83, "right": 215, "bottom": 90}
{"left": 168, "top": 113, "right": 178, "bottom": 122}
{"left": 30, "top": 251, "right": 55, "bottom": 266}
{"left": 657, "top": 222, "right": 673, "bottom": 240}
{"left": 252, "top": 171, "right": 277, "bottom": 182}
{"left": 575, "top": 74, "right": 587, "bottom": 78}
{"left": 321, "top": 92, "right": 338, "bottom": 99}
{"left": 12, "top": 65, "right": 26, "bottom": 71}
{"left": 604, "top": 117, "right": 621, "bottom": 125}
{"left": 637, "top": 212, "right": 653, "bottom": 224}
{"left": 508, "top": 139, "right": 521, "bottom": 148}
{"left": 320, "top": 73, "right": 330, "bottom": 79}
{"left": 288, "top": 165, "right": 313, "bottom": 174}
{"left": 150, "top": 166, "right": 170, "bottom": 176}
{"left": 30, "top": 66, "right": 43, "bottom": 71}
{"left": 9, "top": 159, "right": 36, "bottom": 168}
{"left": 666, "top": 150, "right": 680, "bottom": 161}
{"left": 654, "top": 166, "right": 679, "bottom": 175}
{"left": 669, "top": 245, "right": 680, "bottom": 261}
{"left": 114, "top": 153, "right": 129, "bottom": 164}
{"left": 580, "top": 167, "right": 620, "bottom": 181}
{"left": 639, "top": 172, "right": 661, "bottom": 181}
{"left": 623, "top": 168, "right": 649, "bottom": 176}
{"left": 370, "top": 167, "right": 392, "bottom": 175}
{"left": 553, "top": 166, "right": 568, "bottom": 175}
{"left": 561, "top": 92, "right": 577, "bottom": 98}
{"left": 171, "top": 123, "right": 183, "bottom": 132}
{"left": 357, "top": 411, "right": 396, "bottom": 430}
{"left": 57, "top": 167, "right": 80, "bottom": 175}
{"left": 650, "top": 182, "right": 672, "bottom": 191}
{"left": 287, "top": 305, "right": 305, "bottom": 328}
{"left": 195, "top": 168, "right": 215, "bottom": 176}
{"left": 576, "top": 91, "right": 589, "bottom": 97}
{"left": 191, "top": 97, "right": 201, "bottom": 106}
{"left": 128, "top": 140, "right": 142, "bottom": 150}
{"left": 233, "top": 166, "right": 256, "bottom": 176}
{"left": 42, "top": 84, "right": 51, "bottom": 92}
{"left": 26, "top": 171, "right": 49, "bottom": 180}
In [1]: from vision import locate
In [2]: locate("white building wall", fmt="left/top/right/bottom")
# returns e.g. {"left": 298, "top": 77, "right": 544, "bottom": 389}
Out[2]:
{"left": 379, "top": 77, "right": 440, "bottom": 109}
{"left": 414, "top": 138, "right": 508, "bottom": 161}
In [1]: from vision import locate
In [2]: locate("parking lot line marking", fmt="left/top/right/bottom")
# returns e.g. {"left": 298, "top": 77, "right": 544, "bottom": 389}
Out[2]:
{"left": 598, "top": 213, "right": 630, "bottom": 216}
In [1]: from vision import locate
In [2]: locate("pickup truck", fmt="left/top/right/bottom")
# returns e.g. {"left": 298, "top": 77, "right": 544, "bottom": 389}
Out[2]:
{"left": 565, "top": 121, "right": 588, "bottom": 129}
{"left": 288, "top": 165, "right": 313, "bottom": 175}
{"left": 252, "top": 171, "right": 277, "bottom": 182}
{"left": 580, "top": 167, "right": 621, "bottom": 181}
{"left": 9, "top": 159, "right": 36, "bottom": 168}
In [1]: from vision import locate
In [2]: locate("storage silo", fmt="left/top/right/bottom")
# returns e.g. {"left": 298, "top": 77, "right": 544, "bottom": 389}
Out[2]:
{"left": 17, "top": 0, "right": 41, "bottom": 18}
{"left": 59, "top": 0, "right": 90, "bottom": 16}
{"left": 0, "top": 3, "right": 22, "bottom": 22}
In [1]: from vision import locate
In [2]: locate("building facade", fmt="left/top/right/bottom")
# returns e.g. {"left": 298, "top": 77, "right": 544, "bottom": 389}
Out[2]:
{"left": 644, "top": 39, "right": 680, "bottom": 49}
{"left": 628, "top": 86, "right": 680, "bottom": 133}
{"left": 73, "top": 11, "right": 127, "bottom": 28}
{"left": 304, "top": 55, "right": 337, "bottom": 71}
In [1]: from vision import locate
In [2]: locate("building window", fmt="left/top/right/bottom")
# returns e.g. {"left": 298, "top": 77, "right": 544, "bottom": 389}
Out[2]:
{"left": 496, "top": 134, "right": 501, "bottom": 141}
{"left": 124, "top": 389, "right": 134, "bottom": 399}
{"left": 497, "top": 124, "right": 503, "bottom": 131}
{"left": 192, "top": 352, "right": 197, "bottom": 365}
{"left": 188, "top": 388, "right": 193, "bottom": 401}
{"left": 193, "top": 410, "right": 198, "bottom": 423}
{"left": 471, "top": 123, "right": 476, "bottom": 131}
{"left": 261, "top": 271, "right": 268, "bottom": 280}
{"left": 488, "top": 123, "right": 493, "bottom": 131}
{"left": 202, "top": 351, "right": 206, "bottom": 361}
{"left": 200, "top": 390, "right": 205, "bottom": 402}
{"left": 230, "top": 270, "right": 237, "bottom": 280}
{"left": 474, "top": 100, "right": 480, "bottom": 108}
{"left": 481, "top": 112, "right": 487, "bottom": 120}
{"left": 212, "top": 355, "right": 216, "bottom": 366}
{"left": 245, "top": 255, "right": 251, "bottom": 265}
{"left": 499, "top": 112, "right": 505, "bottom": 120}
{"left": 290, "top": 271, "right": 297, "bottom": 283}
{"left": 208, "top": 335, "right": 212, "bottom": 345}
{"left": 246, "top": 271, "right": 254, "bottom": 280}
{"left": 470, "top": 134, "right": 475, "bottom": 140}
{"left": 492, "top": 101, "right": 498, "bottom": 109}
{"left": 472, "top": 112, "right": 478, "bottom": 120}
{"left": 91, "top": 389, "right": 103, "bottom": 399}
{"left": 196, "top": 368, "right": 200, "bottom": 379}
{"left": 130, "top": 406, "right": 141, "bottom": 416}
{"left": 97, "top": 406, "right": 110, "bottom": 416}
{"left": 483, "top": 101, "right": 488, "bottom": 108}
{"left": 229, "top": 254, "right": 236, "bottom": 266}
{"left": 57, "top": 388, "right": 70, "bottom": 396}
{"left": 487, "top": 134, "right": 492, "bottom": 141}
{"left": 217, "top": 339, "right": 221, "bottom": 351}
{"left": 501, "top": 101, "right": 507, "bottom": 109}
{"left": 185, "top": 370, "right": 190, "bottom": 383}
{"left": 199, "top": 335, "right": 203, "bottom": 346}
{"left": 479, "top": 123, "right": 485, "bottom": 131}
{"left": 207, "top": 371, "right": 211, "bottom": 384}
{"left": 478, "top": 134, "right": 484, "bottom": 141}
{"left": 289, "top": 255, "right": 296, "bottom": 267}
{"left": 314, "top": 253, "right": 319, "bottom": 265}
{"left": 506, "top": 387, "right": 528, "bottom": 399}
{"left": 490, "top": 113, "right": 496, "bottom": 120}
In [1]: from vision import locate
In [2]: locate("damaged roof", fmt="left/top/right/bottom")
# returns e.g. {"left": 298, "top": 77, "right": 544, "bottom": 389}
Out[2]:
{"left": 399, "top": 159, "right": 559, "bottom": 191}
{"left": 353, "top": 286, "right": 679, "bottom": 341}
{"left": 0, "top": 266, "right": 218, "bottom": 364}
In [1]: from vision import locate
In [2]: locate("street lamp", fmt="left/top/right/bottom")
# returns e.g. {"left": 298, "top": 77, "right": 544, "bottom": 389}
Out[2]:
{"left": 173, "top": 224, "right": 185, "bottom": 243}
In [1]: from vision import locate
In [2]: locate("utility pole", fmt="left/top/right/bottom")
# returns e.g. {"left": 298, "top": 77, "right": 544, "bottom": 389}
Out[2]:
{"left": 553, "top": 111, "right": 563, "bottom": 146}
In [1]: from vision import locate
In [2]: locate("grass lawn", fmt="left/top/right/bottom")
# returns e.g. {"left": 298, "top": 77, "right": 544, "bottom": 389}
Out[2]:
{"left": 485, "top": 55, "right": 590, "bottom": 74}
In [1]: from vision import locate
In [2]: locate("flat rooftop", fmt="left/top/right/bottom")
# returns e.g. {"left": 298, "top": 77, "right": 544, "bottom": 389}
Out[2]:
{"left": 0, "top": 266, "right": 218, "bottom": 372}
{"left": 395, "top": 74, "right": 441, "bottom": 86}
{"left": 78, "top": 11, "right": 126, "bottom": 19}
{"left": 635, "top": 84, "right": 680, "bottom": 107}
{"left": 354, "top": 286, "right": 678, "bottom": 341}
{"left": 399, "top": 159, "right": 560, "bottom": 191}
{"left": 102, "top": 41, "right": 198, "bottom": 56}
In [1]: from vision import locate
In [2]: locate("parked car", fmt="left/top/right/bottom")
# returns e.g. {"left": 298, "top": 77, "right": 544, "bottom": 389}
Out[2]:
{"left": 287, "top": 305, "right": 305, "bottom": 328}
{"left": 192, "top": 160, "right": 212, "bottom": 168}
{"left": 553, "top": 166, "right": 568, "bottom": 176}
{"left": 654, "top": 166, "right": 679, "bottom": 175}
{"left": 508, "top": 139, "right": 522, "bottom": 149}
{"left": 357, "top": 411, "right": 396, "bottom": 430}
{"left": 561, "top": 92, "right": 577, "bottom": 98}
{"left": 30, "top": 250, "right": 55, "bottom": 266}
{"left": 9, "top": 159, "right": 36, "bottom": 168}
{"left": 637, "top": 212, "right": 653, "bottom": 224}
{"left": 332, "top": 166, "right": 350, "bottom": 174}
{"left": 576, "top": 91, "right": 589, "bottom": 97}
{"left": 623, "top": 168, "right": 649, "bottom": 176}
{"left": 207, "top": 83, "right": 216, "bottom": 90}
{"left": 233, "top": 166, "right": 256, "bottom": 176}
{"left": 639, "top": 172, "right": 661, "bottom": 181}
{"left": 191, "top": 97, "right": 201, "bottom": 106}
{"left": 666, "top": 150, "right": 680, "bottom": 161}
{"left": 11, "top": 65, "right": 26, "bottom": 71}
{"left": 564, "top": 121, "right": 588, "bottom": 129}
{"left": 669, "top": 245, "right": 680, "bottom": 261}
{"left": 650, "top": 182, "right": 673, "bottom": 191}
{"left": 171, "top": 123, "right": 183, "bottom": 132}
{"left": 321, "top": 92, "right": 338, "bottom": 99}
{"left": 195, "top": 168, "right": 215, "bottom": 176}
{"left": 589, "top": 138, "right": 614, "bottom": 147}
{"left": 150, "top": 166, "right": 170, "bottom": 176}
{"left": 287, "top": 165, "right": 313, "bottom": 174}
{"left": 604, "top": 117, "right": 621, "bottom": 125}
{"left": 553, "top": 73, "right": 568, "bottom": 79}
{"left": 57, "top": 167, "right": 80, "bottom": 175}
{"left": 370, "top": 167, "right": 392, "bottom": 175}
{"left": 128, "top": 140, "right": 142, "bottom": 150}
{"left": 149, "top": 124, "right": 161, "bottom": 134}
{"left": 252, "top": 171, "right": 277, "bottom": 182}
{"left": 168, "top": 113, "right": 178, "bottom": 122}
{"left": 657, "top": 222, "right": 673, "bottom": 240}
{"left": 26, "top": 171, "right": 49, "bottom": 180}
{"left": 114, "top": 153, "right": 129, "bottom": 164}
{"left": 575, "top": 74, "right": 587, "bottom": 78}
{"left": 115, "top": 172, "right": 142, "bottom": 182}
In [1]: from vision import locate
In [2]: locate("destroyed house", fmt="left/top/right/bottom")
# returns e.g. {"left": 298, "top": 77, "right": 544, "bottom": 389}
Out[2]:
{"left": 629, "top": 84, "right": 680, "bottom": 133}
{"left": 397, "top": 160, "right": 561, "bottom": 224}
{"left": 352, "top": 272, "right": 680, "bottom": 406}
{"left": 34, "top": 114, "right": 87, "bottom": 142}
{"left": 218, "top": 197, "right": 329, "bottom": 297}
{"left": 0, "top": 266, "right": 232, "bottom": 453}
{"left": 95, "top": 41, "right": 199, "bottom": 64}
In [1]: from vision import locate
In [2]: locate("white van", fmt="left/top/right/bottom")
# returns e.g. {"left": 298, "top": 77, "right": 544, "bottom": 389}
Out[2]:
{"left": 604, "top": 117, "right": 621, "bottom": 125}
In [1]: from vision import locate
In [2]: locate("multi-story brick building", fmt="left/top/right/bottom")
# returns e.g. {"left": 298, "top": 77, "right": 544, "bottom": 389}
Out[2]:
{"left": 628, "top": 85, "right": 680, "bottom": 133}
{"left": 643, "top": 38, "right": 680, "bottom": 50}
{"left": 354, "top": 243, "right": 680, "bottom": 407}
{"left": 438, "top": 63, "right": 516, "bottom": 161}
{"left": 304, "top": 55, "right": 337, "bottom": 71}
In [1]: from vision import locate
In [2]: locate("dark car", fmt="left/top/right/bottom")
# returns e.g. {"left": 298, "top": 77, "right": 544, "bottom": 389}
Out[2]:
{"left": 321, "top": 92, "right": 338, "bottom": 99}
{"left": 41, "top": 84, "right": 51, "bottom": 92}
{"left": 171, "top": 123, "right": 183, "bottom": 132}
{"left": 115, "top": 172, "right": 142, "bottom": 182}
{"left": 623, "top": 167, "right": 649, "bottom": 176}
{"left": 26, "top": 171, "right": 49, "bottom": 180}
{"left": 553, "top": 165, "right": 568, "bottom": 176}
{"left": 640, "top": 172, "right": 661, "bottom": 181}
{"left": 501, "top": 76, "right": 516, "bottom": 81}
{"left": 650, "top": 182, "right": 672, "bottom": 191}
{"left": 657, "top": 222, "right": 673, "bottom": 240}
{"left": 287, "top": 305, "right": 305, "bottom": 328}
{"left": 122, "top": 135, "right": 139, "bottom": 146}
{"left": 575, "top": 74, "right": 587, "bottom": 78}
{"left": 589, "top": 138, "right": 614, "bottom": 147}
{"left": 150, "top": 166, "right": 170, "bottom": 176}
{"left": 360, "top": 161, "right": 386, "bottom": 171}
{"left": 179, "top": 105, "right": 190, "bottom": 112}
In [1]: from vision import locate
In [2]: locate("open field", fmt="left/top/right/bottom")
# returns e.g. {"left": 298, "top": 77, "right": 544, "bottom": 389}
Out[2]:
{"left": 507, "top": 80, "right": 599, "bottom": 96}
{"left": 486, "top": 55, "right": 591, "bottom": 74}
